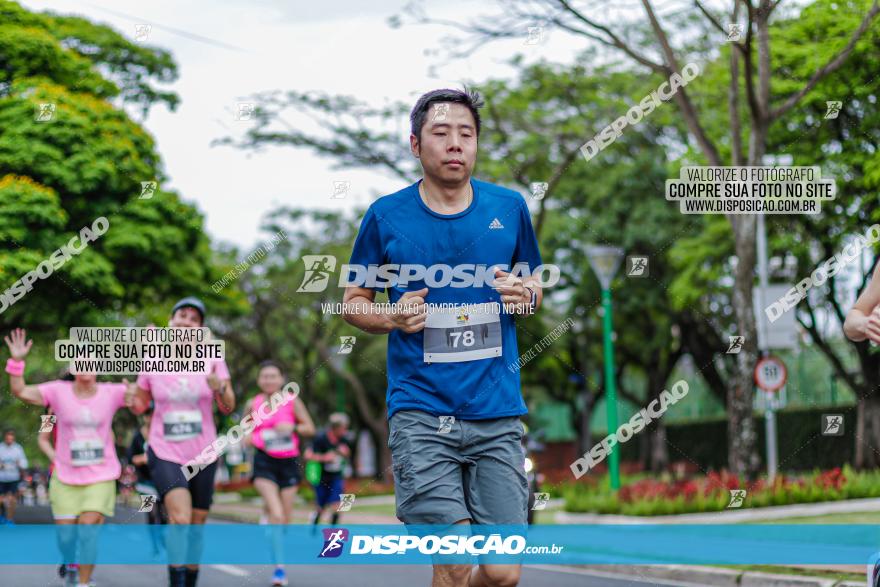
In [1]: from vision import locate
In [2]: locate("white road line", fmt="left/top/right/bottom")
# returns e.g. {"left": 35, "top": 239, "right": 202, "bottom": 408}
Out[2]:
{"left": 210, "top": 564, "right": 250, "bottom": 577}
{"left": 525, "top": 564, "right": 713, "bottom": 587}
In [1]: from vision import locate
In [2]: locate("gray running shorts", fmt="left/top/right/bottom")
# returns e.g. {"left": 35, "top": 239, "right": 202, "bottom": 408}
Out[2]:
{"left": 388, "top": 409, "right": 529, "bottom": 526}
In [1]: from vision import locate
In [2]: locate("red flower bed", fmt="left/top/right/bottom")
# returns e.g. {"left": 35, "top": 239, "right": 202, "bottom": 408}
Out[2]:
{"left": 616, "top": 467, "right": 845, "bottom": 504}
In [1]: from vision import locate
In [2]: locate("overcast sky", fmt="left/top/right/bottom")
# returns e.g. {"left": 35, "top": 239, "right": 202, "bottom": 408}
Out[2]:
{"left": 23, "top": 0, "right": 590, "bottom": 250}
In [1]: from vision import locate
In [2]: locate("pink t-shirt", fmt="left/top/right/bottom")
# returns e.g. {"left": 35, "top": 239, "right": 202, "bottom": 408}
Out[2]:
{"left": 250, "top": 392, "right": 299, "bottom": 458}
{"left": 38, "top": 380, "right": 127, "bottom": 486}
{"left": 137, "top": 360, "right": 230, "bottom": 465}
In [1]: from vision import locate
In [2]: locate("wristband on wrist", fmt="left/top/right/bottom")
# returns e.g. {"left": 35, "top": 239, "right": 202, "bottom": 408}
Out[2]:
{"left": 5, "top": 358, "right": 25, "bottom": 377}
{"left": 523, "top": 286, "right": 537, "bottom": 313}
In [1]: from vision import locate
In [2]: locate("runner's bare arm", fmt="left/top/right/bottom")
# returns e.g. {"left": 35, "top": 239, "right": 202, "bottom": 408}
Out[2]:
{"left": 241, "top": 398, "right": 254, "bottom": 446}
{"left": 8, "top": 376, "right": 43, "bottom": 406}
{"left": 303, "top": 447, "right": 333, "bottom": 463}
{"left": 342, "top": 286, "right": 394, "bottom": 333}
{"left": 130, "top": 385, "right": 152, "bottom": 415}
{"left": 845, "top": 262, "right": 880, "bottom": 342}
{"left": 209, "top": 366, "right": 235, "bottom": 414}
{"left": 342, "top": 286, "right": 428, "bottom": 334}
{"left": 37, "top": 429, "right": 55, "bottom": 462}
{"left": 122, "top": 377, "right": 147, "bottom": 414}
{"left": 293, "top": 397, "right": 316, "bottom": 437}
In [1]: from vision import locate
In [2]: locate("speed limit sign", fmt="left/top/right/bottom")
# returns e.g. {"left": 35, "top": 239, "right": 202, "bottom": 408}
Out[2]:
{"left": 755, "top": 356, "right": 787, "bottom": 392}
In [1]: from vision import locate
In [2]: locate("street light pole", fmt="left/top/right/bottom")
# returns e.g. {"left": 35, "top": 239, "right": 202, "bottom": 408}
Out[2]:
{"left": 586, "top": 245, "right": 625, "bottom": 491}
{"left": 601, "top": 287, "right": 620, "bottom": 490}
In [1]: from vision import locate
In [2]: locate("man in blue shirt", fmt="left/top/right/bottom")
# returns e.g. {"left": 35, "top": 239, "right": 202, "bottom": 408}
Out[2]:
{"left": 0, "top": 429, "right": 28, "bottom": 524}
{"left": 343, "top": 88, "right": 544, "bottom": 587}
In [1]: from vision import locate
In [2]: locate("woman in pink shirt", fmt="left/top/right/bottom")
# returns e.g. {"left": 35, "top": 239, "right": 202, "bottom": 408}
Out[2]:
{"left": 5, "top": 327, "right": 136, "bottom": 587}
{"left": 129, "top": 297, "right": 235, "bottom": 587}
{"left": 243, "top": 360, "right": 315, "bottom": 587}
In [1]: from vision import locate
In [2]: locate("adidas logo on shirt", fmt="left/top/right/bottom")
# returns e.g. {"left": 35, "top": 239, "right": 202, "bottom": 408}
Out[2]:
{"left": 489, "top": 218, "right": 504, "bottom": 229}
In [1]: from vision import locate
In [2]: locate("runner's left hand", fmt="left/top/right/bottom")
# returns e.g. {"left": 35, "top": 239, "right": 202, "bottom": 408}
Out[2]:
{"left": 493, "top": 269, "right": 531, "bottom": 314}
{"left": 207, "top": 362, "right": 222, "bottom": 392}
{"left": 123, "top": 378, "right": 136, "bottom": 407}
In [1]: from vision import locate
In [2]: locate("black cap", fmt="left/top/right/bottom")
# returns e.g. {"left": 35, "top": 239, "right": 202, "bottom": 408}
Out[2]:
{"left": 171, "top": 297, "right": 206, "bottom": 322}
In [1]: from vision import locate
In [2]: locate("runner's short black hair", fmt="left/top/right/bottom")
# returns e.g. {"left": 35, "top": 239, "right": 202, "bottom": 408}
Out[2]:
{"left": 3, "top": 429, "right": 14, "bottom": 436}
{"left": 410, "top": 87, "right": 484, "bottom": 143}
{"left": 258, "top": 360, "right": 285, "bottom": 376}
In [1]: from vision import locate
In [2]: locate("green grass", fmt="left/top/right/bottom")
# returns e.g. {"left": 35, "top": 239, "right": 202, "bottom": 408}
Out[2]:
{"left": 348, "top": 503, "right": 396, "bottom": 515}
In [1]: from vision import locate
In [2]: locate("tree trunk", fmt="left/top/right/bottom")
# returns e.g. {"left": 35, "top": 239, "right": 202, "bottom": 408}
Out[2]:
{"left": 649, "top": 423, "right": 668, "bottom": 472}
{"left": 642, "top": 372, "right": 669, "bottom": 472}
{"left": 856, "top": 396, "right": 880, "bottom": 469}
{"left": 724, "top": 0, "right": 773, "bottom": 478}
{"left": 728, "top": 216, "right": 761, "bottom": 478}
{"left": 580, "top": 391, "right": 596, "bottom": 455}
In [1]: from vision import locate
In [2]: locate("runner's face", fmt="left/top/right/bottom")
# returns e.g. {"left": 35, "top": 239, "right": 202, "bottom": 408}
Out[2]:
{"left": 74, "top": 373, "right": 97, "bottom": 385}
{"left": 257, "top": 365, "right": 283, "bottom": 393}
{"left": 170, "top": 306, "right": 202, "bottom": 328}
{"left": 3, "top": 433, "right": 12, "bottom": 445}
{"left": 412, "top": 102, "right": 477, "bottom": 186}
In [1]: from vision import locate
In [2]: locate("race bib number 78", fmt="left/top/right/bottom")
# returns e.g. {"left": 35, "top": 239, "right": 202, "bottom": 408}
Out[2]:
{"left": 423, "top": 302, "right": 502, "bottom": 363}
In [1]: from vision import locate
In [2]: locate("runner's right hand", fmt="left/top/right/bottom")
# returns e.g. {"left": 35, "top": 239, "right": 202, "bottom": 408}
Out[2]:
{"left": 4, "top": 328, "right": 33, "bottom": 360}
{"left": 390, "top": 288, "right": 428, "bottom": 333}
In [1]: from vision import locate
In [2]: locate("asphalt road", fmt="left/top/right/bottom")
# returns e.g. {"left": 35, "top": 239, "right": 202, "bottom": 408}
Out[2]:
{"left": 0, "top": 563, "right": 704, "bottom": 587}
{"left": 0, "top": 505, "right": 725, "bottom": 587}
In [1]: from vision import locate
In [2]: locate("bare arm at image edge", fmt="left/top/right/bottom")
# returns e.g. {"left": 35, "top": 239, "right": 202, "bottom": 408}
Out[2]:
{"left": 845, "top": 262, "right": 880, "bottom": 342}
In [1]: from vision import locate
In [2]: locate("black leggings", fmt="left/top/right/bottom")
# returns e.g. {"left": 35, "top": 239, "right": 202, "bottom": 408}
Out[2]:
{"left": 147, "top": 447, "right": 217, "bottom": 510}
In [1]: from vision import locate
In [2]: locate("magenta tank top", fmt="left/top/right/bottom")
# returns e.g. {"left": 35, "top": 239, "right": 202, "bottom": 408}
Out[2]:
{"left": 250, "top": 392, "right": 299, "bottom": 458}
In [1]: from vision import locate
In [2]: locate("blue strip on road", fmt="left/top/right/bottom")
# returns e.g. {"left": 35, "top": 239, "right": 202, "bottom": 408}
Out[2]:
{"left": 2, "top": 524, "right": 879, "bottom": 565}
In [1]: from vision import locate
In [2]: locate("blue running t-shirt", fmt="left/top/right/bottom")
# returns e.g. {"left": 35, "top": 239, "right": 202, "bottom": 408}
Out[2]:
{"left": 348, "top": 178, "right": 543, "bottom": 420}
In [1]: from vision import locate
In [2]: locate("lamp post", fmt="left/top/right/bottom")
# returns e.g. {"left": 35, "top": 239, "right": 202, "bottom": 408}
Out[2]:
{"left": 586, "top": 245, "right": 624, "bottom": 491}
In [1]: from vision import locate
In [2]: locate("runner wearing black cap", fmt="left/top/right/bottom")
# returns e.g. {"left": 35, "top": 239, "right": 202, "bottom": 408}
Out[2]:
{"left": 130, "top": 297, "right": 235, "bottom": 587}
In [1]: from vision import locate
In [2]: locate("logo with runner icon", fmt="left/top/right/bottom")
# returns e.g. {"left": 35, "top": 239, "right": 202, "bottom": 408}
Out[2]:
{"left": 437, "top": 416, "right": 455, "bottom": 434}
{"left": 39, "top": 414, "right": 56, "bottom": 433}
{"left": 138, "top": 494, "right": 157, "bottom": 513}
{"left": 297, "top": 255, "right": 337, "bottom": 293}
{"left": 337, "top": 336, "right": 356, "bottom": 355}
{"left": 821, "top": 414, "right": 844, "bottom": 436}
{"left": 318, "top": 528, "right": 349, "bottom": 558}
{"left": 727, "top": 489, "right": 747, "bottom": 509}
{"left": 337, "top": 494, "right": 355, "bottom": 512}
{"left": 727, "top": 335, "right": 744, "bottom": 354}
{"left": 531, "top": 492, "right": 550, "bottom": 510}
{"left": 455, "top": 308, "right": 469, "bottom": 325}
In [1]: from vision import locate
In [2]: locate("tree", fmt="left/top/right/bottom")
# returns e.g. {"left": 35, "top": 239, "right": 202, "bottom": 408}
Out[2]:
{"left": 0, "top": 0, "right": 222, "bottom": 456}
{"left": 0, "top": 0, "right": 219, "bottom": 334}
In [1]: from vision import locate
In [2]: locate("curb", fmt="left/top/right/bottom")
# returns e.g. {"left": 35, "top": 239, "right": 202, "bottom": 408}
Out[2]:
{"left": 740, "top": 571, "right": 836, "bottom": 587}
{"left": 599, "top": 564, "right": 741, "bottom": 585}
{"left": 589, "top": 565, "right": 858, "bottom": 587}
{"left": 555, "top": 497, "right": 880, "bottom": 524}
